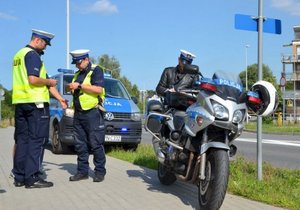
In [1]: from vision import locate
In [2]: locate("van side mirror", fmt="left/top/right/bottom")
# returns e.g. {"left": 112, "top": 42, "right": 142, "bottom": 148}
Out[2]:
{"left": 131, "top": 96, "right": 138, "bottom": 104}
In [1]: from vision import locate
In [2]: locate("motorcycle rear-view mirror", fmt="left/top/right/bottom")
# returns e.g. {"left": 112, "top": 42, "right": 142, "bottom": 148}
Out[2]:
{"left": 182, "top": 64, "right": 199, "bottom": 75}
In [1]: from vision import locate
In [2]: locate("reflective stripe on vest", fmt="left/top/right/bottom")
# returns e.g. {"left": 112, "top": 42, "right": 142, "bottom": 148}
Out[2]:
{"left": 72, "top": 65, "right": 105, "bottom": 110}
{"left": 12, "top": 47, "right": 49, "bottom": 104}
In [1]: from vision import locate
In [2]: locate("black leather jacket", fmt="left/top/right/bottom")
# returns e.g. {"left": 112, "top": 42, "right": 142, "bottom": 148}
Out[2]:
{"left": 156, "top": 65, "right": 199, "bottom": 96}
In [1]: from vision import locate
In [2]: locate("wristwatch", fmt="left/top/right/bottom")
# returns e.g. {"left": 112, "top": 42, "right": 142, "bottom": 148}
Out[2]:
{"left": 78, "top": 84, "right": 82, "bottom": 89}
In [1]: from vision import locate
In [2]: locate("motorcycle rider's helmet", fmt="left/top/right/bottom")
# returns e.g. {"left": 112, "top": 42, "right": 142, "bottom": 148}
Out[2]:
{"left": 247, "top": 80, "right": 278, "bottom": 116}
{"left": 179, "top": 49, "right": 196, "bottom": 65}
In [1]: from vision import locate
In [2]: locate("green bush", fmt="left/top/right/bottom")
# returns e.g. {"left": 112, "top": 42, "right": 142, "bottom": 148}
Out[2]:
{"left": 262, "top": 116, "right": 273, "bottom": 124}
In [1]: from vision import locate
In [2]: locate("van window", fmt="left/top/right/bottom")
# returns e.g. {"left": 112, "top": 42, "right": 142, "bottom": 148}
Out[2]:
{"left": 105, "top": 79, "right": 130, "bottom": 100}
{"left": 63, "top": 75, "right": 73, "bottom": 95}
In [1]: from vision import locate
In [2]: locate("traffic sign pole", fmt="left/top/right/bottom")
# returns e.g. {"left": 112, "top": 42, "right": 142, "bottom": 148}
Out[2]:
{"left": 234, "top": 0, "right": 282, "bottom": 181}
{"left": 257, "top": 0, "right": 263, "bottom": 181}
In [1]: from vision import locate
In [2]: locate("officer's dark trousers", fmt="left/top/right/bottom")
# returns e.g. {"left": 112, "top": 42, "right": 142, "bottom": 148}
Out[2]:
{"left": 73, "top": 108, "right": 106, "bottom": 176}
{"left": 13, "top": 103, "right": 49, "bottom": 185}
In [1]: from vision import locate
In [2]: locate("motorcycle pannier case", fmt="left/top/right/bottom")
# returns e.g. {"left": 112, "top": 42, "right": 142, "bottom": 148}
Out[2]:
{"left": 146, "top": 100, "right": 163, "bottom": 133}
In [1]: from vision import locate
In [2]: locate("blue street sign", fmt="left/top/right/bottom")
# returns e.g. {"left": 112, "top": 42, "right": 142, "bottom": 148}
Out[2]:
{"left": 235, "top": 14, "right": 281, "bottom": 35}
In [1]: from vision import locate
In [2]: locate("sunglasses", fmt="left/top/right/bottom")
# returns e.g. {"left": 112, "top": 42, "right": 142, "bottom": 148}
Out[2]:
{"left": 76, "top": 59, "right": 83, "bottom": 64}
{"left": 181, "top": 58, "right": 192, "bottom": 65}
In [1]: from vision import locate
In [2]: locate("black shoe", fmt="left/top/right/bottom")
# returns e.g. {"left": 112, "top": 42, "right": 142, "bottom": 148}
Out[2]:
{"left": 93, "top": 174, "right": 105, "bottom": 182}
{"left": 14, "top": 181, "right": 24, "bottom": 187}
{"left": 69, "top": 173, "right": 88, "bottom": 181}
{"left": 25, "top": 180, "right": 53, "bottom": 189}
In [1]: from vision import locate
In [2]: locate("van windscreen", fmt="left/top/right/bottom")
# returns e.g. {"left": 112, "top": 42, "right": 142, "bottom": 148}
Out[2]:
{"left": 104, "top": 79, "right": 130, "bottom": 100}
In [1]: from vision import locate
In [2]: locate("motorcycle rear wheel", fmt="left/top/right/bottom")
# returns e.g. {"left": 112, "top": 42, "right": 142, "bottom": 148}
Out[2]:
{"left": 198, "top": 149, "right": 229, "bottom": 210}
{"left": 157, "top": 162, "right": 177, "bottom": 185}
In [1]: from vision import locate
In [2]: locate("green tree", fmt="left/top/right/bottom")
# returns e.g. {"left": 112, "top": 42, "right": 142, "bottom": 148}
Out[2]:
{"left": 0, "top": 85, "right": 14, "bottom": 120}
{"left": 92, "top": 54, "right": 144, "bottom": 110}
{"left": 146, "top": 90, "right": 156, "bottom": 99}
{"left": 93, "top": 54, "right": 121, "bottom": 79}
{"left": 284, "top": 81, "right": 294, "bottom": 90}
{"left": 239, "top": 64, "right": 278, "bottom": 89}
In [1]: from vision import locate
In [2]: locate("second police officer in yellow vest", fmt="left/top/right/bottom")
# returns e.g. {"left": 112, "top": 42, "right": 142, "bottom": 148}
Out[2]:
{"left": 67, "top": 49, "right": 106, "bottom": 182}
{"left": 12, "top": 29, "right": 68, "bottom": 188}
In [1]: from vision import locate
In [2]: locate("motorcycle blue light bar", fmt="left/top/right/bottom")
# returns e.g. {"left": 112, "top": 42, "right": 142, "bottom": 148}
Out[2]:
{"left": 247, "top": 91, "right": 262, "bottom": 104}
{"left": 247, "top": 91, "right": 259, "bottom": 98}
{"left": 200, "top": 78, "right": 215, "bottom": 84}
{"left": 214, "top": 78, "right": 243, "bottom": 92}
{"left": 199, "top": 78, "right": 217, "bottom": 92}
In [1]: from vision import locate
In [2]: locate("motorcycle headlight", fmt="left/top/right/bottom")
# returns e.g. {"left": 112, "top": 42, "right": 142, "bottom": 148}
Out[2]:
{"left": 131, "top": 112, "right": 142, "bottom": 121}
{"left": 233, "top": 110, "right": 244, "bottom": 123}
{"left": 64, "top": 108, "right": 74, "bottom": 118}
{"left": 212, "top": 102, "right": 229, "bottom": 120}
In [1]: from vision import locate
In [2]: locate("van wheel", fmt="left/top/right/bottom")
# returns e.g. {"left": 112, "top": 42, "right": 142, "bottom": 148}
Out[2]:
{"left": 52, "top": 124, "right": 64, "bottom": 154}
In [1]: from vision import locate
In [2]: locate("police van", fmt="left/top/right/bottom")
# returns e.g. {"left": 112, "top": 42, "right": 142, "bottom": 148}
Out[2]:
{"left": 49, "top": 69, "right": 142, "bottom": 153}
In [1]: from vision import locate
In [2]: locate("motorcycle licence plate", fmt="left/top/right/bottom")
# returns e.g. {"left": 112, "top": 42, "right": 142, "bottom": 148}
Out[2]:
{"left": 105, "top": 135, "right": 122, "bottom": 142}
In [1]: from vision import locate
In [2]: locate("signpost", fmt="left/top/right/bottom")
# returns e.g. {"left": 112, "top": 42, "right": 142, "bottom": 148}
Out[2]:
{"left": 234, "top": 0, "right": 281, "bottom": 181}
{"left": 235, "top": 14, "right": 281, "bottom": 34}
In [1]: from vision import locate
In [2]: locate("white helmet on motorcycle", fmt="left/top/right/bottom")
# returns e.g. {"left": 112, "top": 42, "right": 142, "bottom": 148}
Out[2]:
{"left": 247, "top": 80, "right": 278, "bottom": 117}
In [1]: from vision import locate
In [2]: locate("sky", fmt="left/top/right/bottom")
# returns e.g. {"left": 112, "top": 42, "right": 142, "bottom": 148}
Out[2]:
{"left": 1, "top": 0, "right": 300, "bottom": 91}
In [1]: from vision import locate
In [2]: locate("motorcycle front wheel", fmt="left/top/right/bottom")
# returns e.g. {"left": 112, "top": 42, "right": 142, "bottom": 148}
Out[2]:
{"left": 157, "top": 162, "right": 177, "bottom": 185}
{"left": 198, "top": 149, "right": 229, "bottom": 210}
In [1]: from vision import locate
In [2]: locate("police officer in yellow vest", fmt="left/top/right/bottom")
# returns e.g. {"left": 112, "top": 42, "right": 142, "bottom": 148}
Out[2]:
{"left": 12, "top": 29, "right": 68, "bottom": 188}
{"left": 67, "top": 49, "right": 106, "bottom": 182}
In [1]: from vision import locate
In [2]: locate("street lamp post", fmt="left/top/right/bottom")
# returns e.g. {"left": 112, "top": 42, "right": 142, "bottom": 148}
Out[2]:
{"left": 0, "top": 89, "right": 5, "bottom": 125}
{"left": 140, "top": 90, "right": 147, "bottom": 114}
{"left": 245, "top": 44, "right": 250, "bottom": 90}
{"left": 245, "top": 44, "right": 250, "bottom": 124}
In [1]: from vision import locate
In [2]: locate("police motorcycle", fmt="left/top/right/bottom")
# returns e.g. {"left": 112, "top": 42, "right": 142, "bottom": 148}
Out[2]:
{"left": 144, "top": 64, "right": 278, "bottom": 210}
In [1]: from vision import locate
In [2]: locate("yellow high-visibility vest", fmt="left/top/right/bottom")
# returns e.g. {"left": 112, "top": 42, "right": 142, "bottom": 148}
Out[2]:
{"left": 72, "top": 65, "right": 105, "bottom": 110}
{"left": 12, "top": 47, "right": 49, "bottom": 104}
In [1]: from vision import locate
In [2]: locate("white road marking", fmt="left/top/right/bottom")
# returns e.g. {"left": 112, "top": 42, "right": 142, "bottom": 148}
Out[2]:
{"left": 236, "top": 138, "right": 300, "bottom": 147}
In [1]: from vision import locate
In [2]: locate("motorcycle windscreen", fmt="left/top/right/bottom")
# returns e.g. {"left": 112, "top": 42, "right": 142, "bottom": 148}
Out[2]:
{"left": 212, "top": 71, "right": 243, "bottom": 102}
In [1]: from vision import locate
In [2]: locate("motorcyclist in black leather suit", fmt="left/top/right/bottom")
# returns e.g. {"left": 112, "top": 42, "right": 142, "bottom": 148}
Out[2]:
{"left": 156, "top": 50, "right": 199, "bottom": 107}
{"left": 155, "top": 50, "right": 199, "bottom": 172}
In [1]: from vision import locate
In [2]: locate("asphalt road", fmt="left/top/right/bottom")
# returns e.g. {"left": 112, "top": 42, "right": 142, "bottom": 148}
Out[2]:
{"left": 142, "top": 129, "right": 300, "bottom": 170}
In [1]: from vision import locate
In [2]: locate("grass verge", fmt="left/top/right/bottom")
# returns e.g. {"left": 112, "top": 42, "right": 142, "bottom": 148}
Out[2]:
{"left": 107, "top": 144, "right": 300, "bottom": 210}
{"left": 245, "top": 122, "right": 300, "bottom": 133}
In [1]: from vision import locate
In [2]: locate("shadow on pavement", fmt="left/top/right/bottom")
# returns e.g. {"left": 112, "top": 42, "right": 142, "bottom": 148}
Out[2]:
{"left": 126, "top": 168, "right": 199, "bottom": 209}
{"left": 0, "top": 189, "right": 7, "bottom": 193}
{"left": 43, "top": 161, "right": 77, "bottom": 175}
